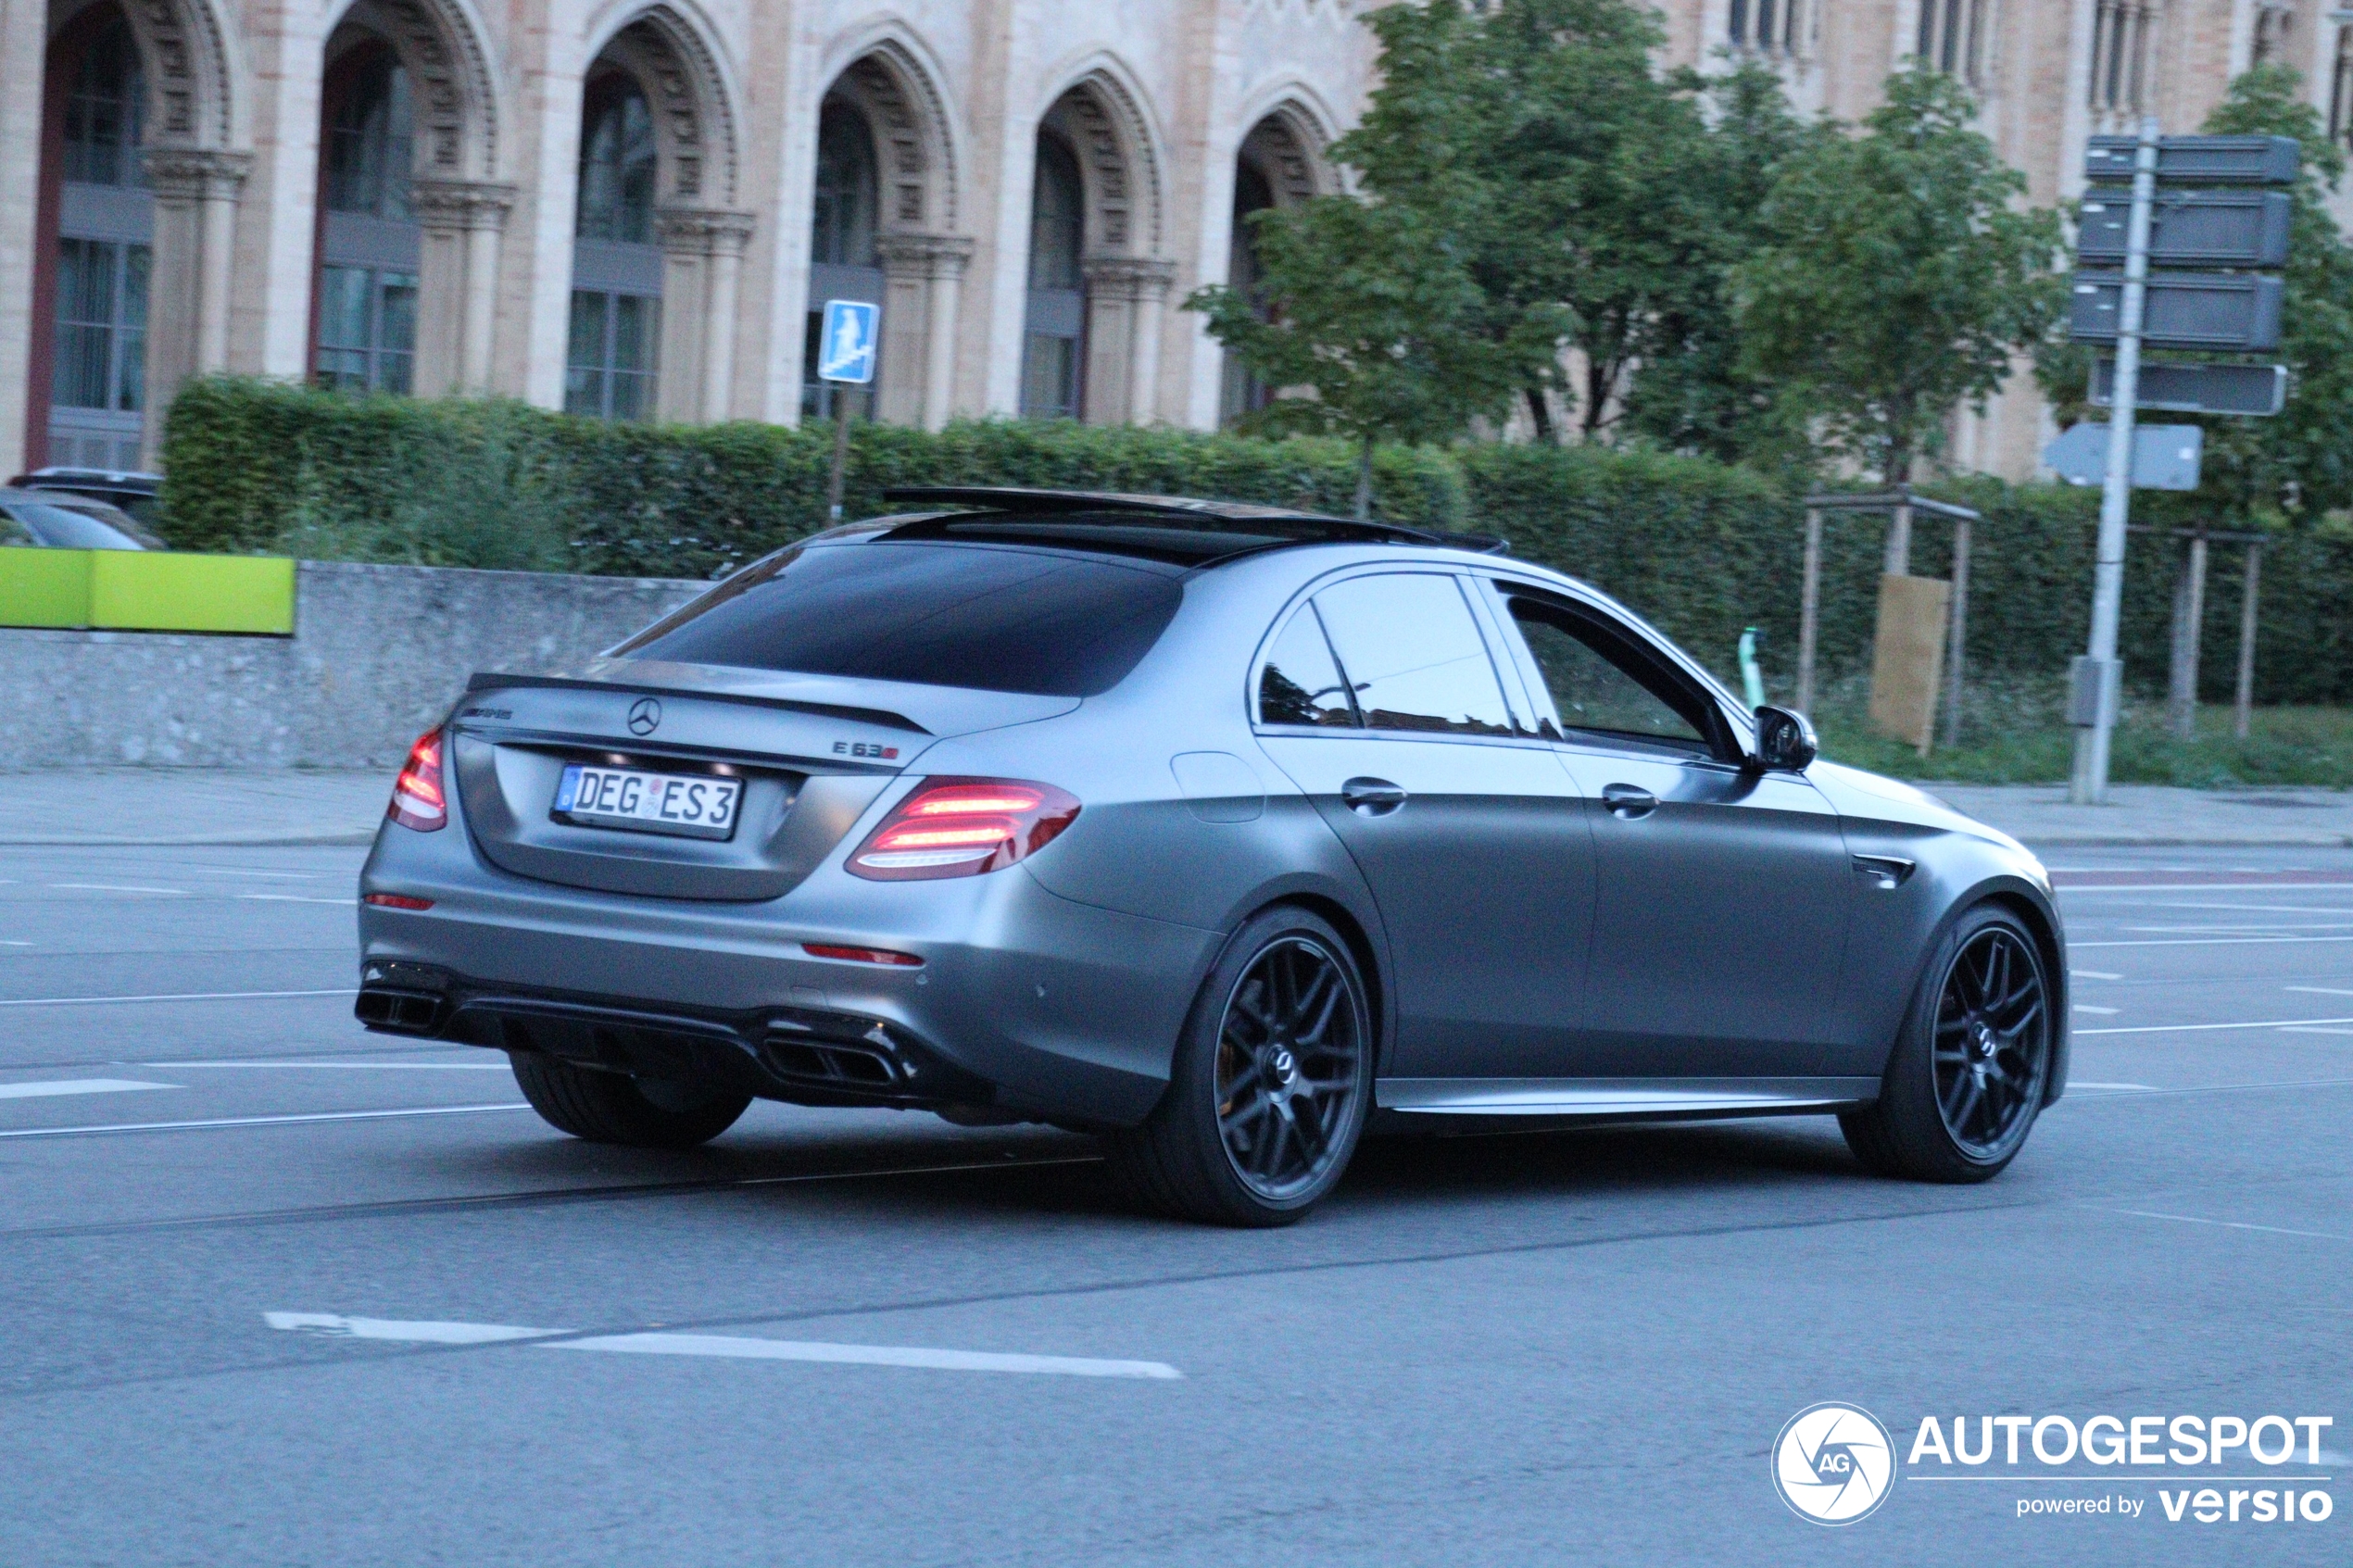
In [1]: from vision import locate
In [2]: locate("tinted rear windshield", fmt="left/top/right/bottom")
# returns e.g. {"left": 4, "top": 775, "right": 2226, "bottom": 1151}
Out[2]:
{"left": 615, "top": 541, "right": 1182, "bottom": 697}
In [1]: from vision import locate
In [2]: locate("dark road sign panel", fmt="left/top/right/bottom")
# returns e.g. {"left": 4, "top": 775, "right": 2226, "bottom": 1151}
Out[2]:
{"left": 2077, "top": 188, "right": 2291, "bottom": 268}
{"left": 2092, "top": 359, "right": 2287, "bottom": 417}
{"left": 2084, "top": 134, "right": 2303, "bottom": 185}
{"left": 2069, "top": 270, "right": 2285, "bottom": 352}
{"left": 2043, "top": 422, "right": 2205, "bottom": 491}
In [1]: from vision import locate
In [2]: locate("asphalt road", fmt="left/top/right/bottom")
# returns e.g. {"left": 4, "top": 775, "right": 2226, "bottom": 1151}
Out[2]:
{"left": 1, "top": 839, "right": 2346, "bottom": 1566}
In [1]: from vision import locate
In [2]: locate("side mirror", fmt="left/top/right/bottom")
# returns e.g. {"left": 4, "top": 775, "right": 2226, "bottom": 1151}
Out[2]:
{"left": 1753, "top": 706, "right": 1818, "bottom": 772}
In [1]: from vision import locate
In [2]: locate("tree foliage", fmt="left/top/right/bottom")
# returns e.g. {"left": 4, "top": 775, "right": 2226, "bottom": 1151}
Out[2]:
{"left": 1735, "top": 66, "right": 2066, "bottom": 484}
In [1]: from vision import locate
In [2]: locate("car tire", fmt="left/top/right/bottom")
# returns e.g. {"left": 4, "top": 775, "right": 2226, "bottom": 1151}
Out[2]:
{"left": 1841, "top": 903, "right": 2054, "bottom": 1184}
{"left": 510, "top": 1052, "right": 751, "bottom": 1148}
{"left": 1106, "top": 906, "right": 1374, "bottom": 1227}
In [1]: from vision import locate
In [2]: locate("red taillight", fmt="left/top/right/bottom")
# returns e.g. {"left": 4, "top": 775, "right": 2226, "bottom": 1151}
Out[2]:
{"left": 803, "top": 943, "right": 924, "bottom": 967}
{"left": 846, "top": 778, "right": 1080, "bottom": 882}
{"left": 364, "top": 893, "right": 435, "bottom": 910}
{"left": 388, "top": 730, "right": 447, "bottom": 832}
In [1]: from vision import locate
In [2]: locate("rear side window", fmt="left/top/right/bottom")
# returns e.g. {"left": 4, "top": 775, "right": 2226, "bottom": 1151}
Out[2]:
{"left": 616, "top": 542, "right": 1182, "bottom": 697}
{"left": 1310, "top": 573, "right": 1515, "bottom": 737}
{"left": 5, "top": 500, "right": 139, "bottom": 549}
{"left": 1257, "top": 606, "right": 1357, "bottom": 727}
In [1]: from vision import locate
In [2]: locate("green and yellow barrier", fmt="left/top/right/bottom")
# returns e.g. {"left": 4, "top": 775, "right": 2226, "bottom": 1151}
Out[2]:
{"left": 0, "top": 550, "right": 296, "bottom": 635}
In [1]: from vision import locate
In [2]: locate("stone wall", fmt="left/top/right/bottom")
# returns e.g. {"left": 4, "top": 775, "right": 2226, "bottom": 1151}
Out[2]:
{"left": 0, "top": 560, "right": 702, "bottom": 769}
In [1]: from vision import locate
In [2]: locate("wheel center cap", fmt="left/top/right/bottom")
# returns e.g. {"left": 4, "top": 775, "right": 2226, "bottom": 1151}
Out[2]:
{"left": 1268, "top": 1047, "right": 1297, "bottom": 1085}
{"left": 1971, "top": 1022, "right": 1997, "bottom": 1058}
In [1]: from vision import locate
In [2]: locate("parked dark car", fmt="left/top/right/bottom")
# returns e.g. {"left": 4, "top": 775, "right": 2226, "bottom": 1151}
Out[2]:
{"left": 0, "top": 488, "right": 148, "bottom": 550}
{"left": 354, "top": 487, "right": 2068, "bottom": 1225}
{"left": 5, "top": 467, "right": 164, "bottom": 533}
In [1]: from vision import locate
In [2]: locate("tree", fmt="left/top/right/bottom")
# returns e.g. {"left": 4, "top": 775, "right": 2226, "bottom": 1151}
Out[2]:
{"left": 1734, "top": 66, "right": 2065, "bottom": 487}
{"left": 1616, "top": 61, "right": 1811, "bottom": 465}
{"left": 1188, "top": 196, "right": 1535, "bottom": 518}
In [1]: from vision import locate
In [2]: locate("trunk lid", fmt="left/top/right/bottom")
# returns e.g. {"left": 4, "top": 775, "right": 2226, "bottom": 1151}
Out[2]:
{"left": 448, "top": 662, "right": 1075, "bottom": 901}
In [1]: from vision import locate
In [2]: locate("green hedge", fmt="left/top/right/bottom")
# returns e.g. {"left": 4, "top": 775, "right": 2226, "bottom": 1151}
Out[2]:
{"left": 159, "top": 377, "right": 2353, "bottom": 703}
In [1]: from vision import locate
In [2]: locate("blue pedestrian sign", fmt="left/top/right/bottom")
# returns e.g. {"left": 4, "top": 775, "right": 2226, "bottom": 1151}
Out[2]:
{"left": 818, "top": 299, "right": 879, "bottom": 384}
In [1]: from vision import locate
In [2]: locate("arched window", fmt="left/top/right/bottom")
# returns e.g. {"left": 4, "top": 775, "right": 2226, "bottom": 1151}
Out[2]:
{"left": 1219, "top": 158, "right": 1276, "bottom": 426}
{"left": 62, "top": 10, "right": 145, "bottom": 188}
{"left": 1916, "top": 0, "right": 1989, "bottom": 86}
{"left": 1020, "top": 132, "right": 1086, "bottom": 420}
{"left": 802, "top": 102, "right": 883, "bottom": 420}
{"left": 42, "top": 6, "right": 154, "bottom": 469}
{"left": 2087, "top": 0, "right": 2160, "bottom": 124}
{"left": 567, "top": 72, "right": 661, "bottom": 420}
{"left": 575, "top": 76, "right": 655, "bottom": 244}
{"left": 314, "top": 42, "right": 419, "bottom": 394}
{"left": 1728, "top": 0, "right": 1806, "bottom": 58}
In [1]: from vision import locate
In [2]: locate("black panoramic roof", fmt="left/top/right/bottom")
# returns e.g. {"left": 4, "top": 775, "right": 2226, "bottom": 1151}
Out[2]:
{"left": 876, "top": 486, "right": 1505, "bottom": 567}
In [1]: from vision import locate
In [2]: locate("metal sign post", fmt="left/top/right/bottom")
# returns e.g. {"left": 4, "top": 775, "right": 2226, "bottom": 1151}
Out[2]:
{"left": 2065, "top": 129, "right": 2300, "bottom": 802}
{"left": 818, "top": 298, "right": 880, "bottom": 523}
{"left": 2069, "top": 118, "right": 2158, "bottom": 806}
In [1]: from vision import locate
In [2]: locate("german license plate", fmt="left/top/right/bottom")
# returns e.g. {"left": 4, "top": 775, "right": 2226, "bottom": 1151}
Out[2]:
{"left": 554, "top": 765, "right": 743, "bottom": 840}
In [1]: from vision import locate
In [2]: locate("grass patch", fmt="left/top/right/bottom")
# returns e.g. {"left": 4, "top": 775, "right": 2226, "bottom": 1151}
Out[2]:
{"left": 1805, "top": 675, "right": 2353, "bottom": 787}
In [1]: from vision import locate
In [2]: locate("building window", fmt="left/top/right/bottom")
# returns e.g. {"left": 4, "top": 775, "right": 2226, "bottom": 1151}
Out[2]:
{"left": 324, "top": 48, "right": 411, "bottom": 220}
{"left": 62, "top": 11, "right": 145, "bottom": 187}
{"left": 1916, "top": 0, "right": 1989, "bottom": 86}
{"left": 2334, "top": 25, "right": 2353, "bottom": 147}
{"left": 315, "top": 264, "right": 416, "bottom": 394}
{"left": 315, "top": 43, "right": 422, "bottom": 392}
{"left": 577, "top": 75, "right": 655, "bottom": 245}
{"left": 2089, "top": 0, "right": 2160, "bottom": 120}
{"left": 1021, "top": 132, "right": 1086, "bottom": 420}
{"left": 565, "top": 291, "right": 658, "bottom": 420}
{"left": 569, "top": 71, "right": 661, "bottom": 420}
{"left": 1729, "top": 0, "right": 1805, "bottom": 58}
{"left": 1220, "top": 158, "right": 1275, "bottom": 426}
{"left": 803, "top": 103, "right": 883, "bottom": 420}
{"left": 53, "top": 238, "right": 147, "bottom": 419}
{"left": 2252, "top": 1, "right": 2294, "bottom": 66}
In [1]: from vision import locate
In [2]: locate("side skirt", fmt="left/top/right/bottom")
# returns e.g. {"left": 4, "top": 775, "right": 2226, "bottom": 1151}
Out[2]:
{"left": 1376, "top": 1076, "right": 1881, "bottom": 1120}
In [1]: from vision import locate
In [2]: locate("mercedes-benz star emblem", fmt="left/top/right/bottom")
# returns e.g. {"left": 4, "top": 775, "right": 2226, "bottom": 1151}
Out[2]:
{"left": 626, "top": 697, "right": 662, "bottom": 736}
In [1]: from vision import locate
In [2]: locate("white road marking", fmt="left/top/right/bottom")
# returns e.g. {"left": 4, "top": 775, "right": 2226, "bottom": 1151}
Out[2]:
{"left": 0, "top": 988, "right": 355, "bottom": 1009}
{"left": 2068, "top": 1082, "right": 2155, "bottom": 1090}
{"left": 0, "top": 1078, "right": 177, "bottom": 1101}
{"left": 2071, "top": 935, "right": 2353, "bottom": 949}
{"left": 2278, "top": 1026, "right": 2353, "bottom": 1037}
{"left": 146, "top": 1060, "right": 508, "bottom": 1071}
{"left": 2059, "top": 883, "right": 2353, "bottom": 894}
{"left": 0, "top": 1103, "right": 530, "bottom": 1139}
{"left": 238, "top": 894, "right": 360, "bottom": 906}
{"left": 264, "top": 1313, "right": 1182, "bottom": 1380}
{"left": 2076, "top": 1016, "right": 2353, "bottom": 1035}
{"left": 48, "top": 883, "right": 188, "bottom": 896}
{"left": 0, "top": 940, "right": 28, "bottom": 947}
{"left": 266, "top": 1312, "right": 554, "bottom": 1344}
{"left": 2151, "top": 901, "right": 2353, "bottom": 916}
{"left": 184, "top": 868, "right": 318, "bottom": 880}
{"left": 2071, "top": 970, "right": 2123, "bottom": 981}
{"left": 2105, "top": 1209, "right": 2352, "bottom": 1245}
{"left": 2124, "top": 922, "right": 2353, "bottom": 934}
{"left": 2072, "top": 1004, "right": 2120, "bottom": 1015}
{"left": 2286, "top": 985, "right": 2353, "bottom": 998}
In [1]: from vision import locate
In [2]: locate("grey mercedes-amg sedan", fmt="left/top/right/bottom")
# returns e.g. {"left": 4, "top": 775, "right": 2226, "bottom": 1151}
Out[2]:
{"left": 355, "top": 486, "right": 2067, "bottom": 1225}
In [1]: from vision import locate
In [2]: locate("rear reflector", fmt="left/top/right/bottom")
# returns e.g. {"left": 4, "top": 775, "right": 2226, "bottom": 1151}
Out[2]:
{"left": 803, "top": 943, "right": 925, "bottom": 967}
{"left": 388, "top": 730, "right": 447, "bottom": 832}
{"left": 846, "top": 778, "right": 1080, "bottom": 882}
{"left": 364, "top": 893, "right": 435, "bottom": 910}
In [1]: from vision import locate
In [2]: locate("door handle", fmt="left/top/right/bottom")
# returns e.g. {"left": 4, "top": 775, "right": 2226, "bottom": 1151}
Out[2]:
{"left": 1601, "top": 784, "right": 1658, "bottom": 820}
{"left": 1340, "top": 776, "right": 1408, "bottom": 816}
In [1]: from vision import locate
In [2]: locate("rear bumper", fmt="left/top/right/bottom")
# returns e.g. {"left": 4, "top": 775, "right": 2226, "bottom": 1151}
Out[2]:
{"left": 358, "top": 818, "right": 1223, "bottom": 1128}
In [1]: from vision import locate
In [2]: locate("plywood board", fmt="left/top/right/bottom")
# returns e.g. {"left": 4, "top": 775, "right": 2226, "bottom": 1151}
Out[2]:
{"left": 1869, "top": 573, "right": 1951, "bottom": 753}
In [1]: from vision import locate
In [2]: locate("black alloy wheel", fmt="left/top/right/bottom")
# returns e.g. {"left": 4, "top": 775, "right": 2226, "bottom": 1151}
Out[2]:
{"left": 1213, "top": 935, "right": 1365, "bottom": 1202}
{"left": 1841, "top": 905, "right": 2053, "bottom": 1184}
{"left": 1931, "top": 925, "right": 2049, "bottom": 1159}
{"left": 1107, "top": 906, "right": 1374, "bottom": 1226}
